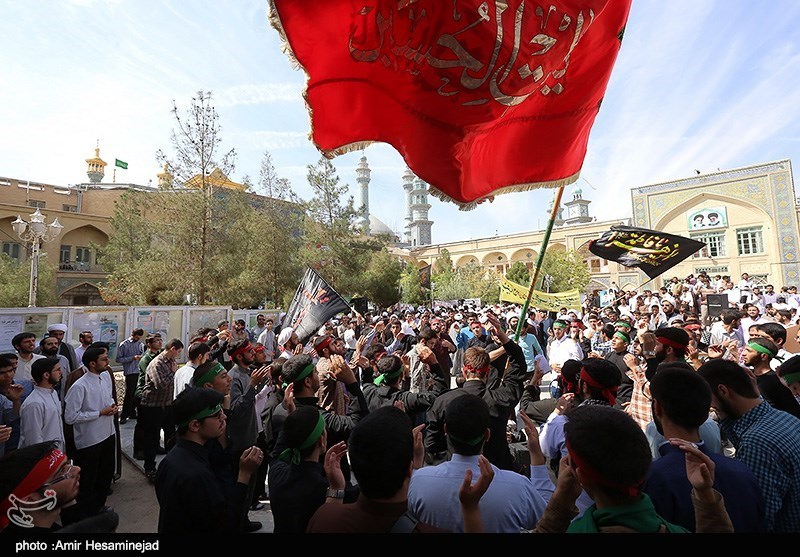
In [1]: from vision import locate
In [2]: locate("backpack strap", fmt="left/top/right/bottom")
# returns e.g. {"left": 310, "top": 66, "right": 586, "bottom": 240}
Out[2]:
{"left": 390, "top": 510, "right": 419, "bottom": 533}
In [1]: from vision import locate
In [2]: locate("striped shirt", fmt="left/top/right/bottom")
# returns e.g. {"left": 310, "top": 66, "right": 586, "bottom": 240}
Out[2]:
{"left": 720, "top": 401, "right": 800, "bottom": 532}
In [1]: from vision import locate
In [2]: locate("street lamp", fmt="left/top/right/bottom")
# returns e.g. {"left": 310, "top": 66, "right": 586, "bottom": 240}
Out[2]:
{"left": 12, "top": 209, "right": 64, "bottom": 307}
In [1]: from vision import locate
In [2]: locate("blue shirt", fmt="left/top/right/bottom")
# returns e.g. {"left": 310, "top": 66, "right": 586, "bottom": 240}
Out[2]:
{"left": 643, "top": 442, "right": 766, "bottom": 532}
{"left": 720, "top": 401, "right": 800, "bottom": 532}
{"left": 455, "top": 326, "right": 474, "bottom": 350}
{"left": 518, "top": 333, "right": 544, "bottom": 373}
{"left": 408, "top": 454, "right": 552, "bottom": 533}
{"left": 117, "top": 337, "right": 144, "bottom": 376}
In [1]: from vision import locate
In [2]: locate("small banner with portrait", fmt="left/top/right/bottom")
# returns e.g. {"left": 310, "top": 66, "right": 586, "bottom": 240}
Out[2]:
{"left": 588, "top": 225, "right": 706, "bottom": 280}
{"left": 282, "top": 268, "right": 352, "bottom": 344}
{"left": 419, "top": 264, "right": 432, "bottom": 289}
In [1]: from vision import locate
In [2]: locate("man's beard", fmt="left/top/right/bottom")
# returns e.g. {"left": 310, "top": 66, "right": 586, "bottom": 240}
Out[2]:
{"left": 42, "top": 349, "right": 58, "bottom": 357}
{"left": 652, "top": 348, "right": 667, "bottom": 365}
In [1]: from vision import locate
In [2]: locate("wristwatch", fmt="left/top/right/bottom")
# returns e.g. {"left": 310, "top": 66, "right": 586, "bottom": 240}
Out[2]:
{"left": 325, "top": 488, "right": 345, "bottom": 499}
{"left": 644, "top": 350, "right": 655, "bottom": 357}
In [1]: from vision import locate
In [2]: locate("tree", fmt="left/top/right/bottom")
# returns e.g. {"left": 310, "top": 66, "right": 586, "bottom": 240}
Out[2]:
{"left": 0, "top": 254, "right": 57, "bottom": 307}
{"left": 539, "top": 249, "right": 592, "bottom": 293}
{"left": 506, "top": 261, "right": 531, "bottom": 285}
{"left": 360, "top": 249, "right": 402, "bottom": 309}
{"left": 301, "top": 156, "right": 383, "bottom": 295}
{"left": 399, "top": 262, "right": 426, "bottom": 306}
{"left": 155, "top": 90, "right": 237, "bottom": 305}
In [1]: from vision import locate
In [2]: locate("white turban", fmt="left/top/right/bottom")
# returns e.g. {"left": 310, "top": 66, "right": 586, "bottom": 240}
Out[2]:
{"left": 47, "top": 323, "right": 68, "bottom": 333}
{"left": 277, "top": 327, "right": 294, "bottom": 346}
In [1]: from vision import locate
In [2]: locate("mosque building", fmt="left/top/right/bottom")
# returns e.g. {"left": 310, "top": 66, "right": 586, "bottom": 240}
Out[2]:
{"left": 1, "top": 144, "right": 798, "bottom": 307}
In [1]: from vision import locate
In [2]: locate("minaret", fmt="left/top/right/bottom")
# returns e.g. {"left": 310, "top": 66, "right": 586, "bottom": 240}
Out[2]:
{"left": 156, "top": 163, "right": 173, "bottom": 189}
{"left": 409, "top": 176, "right": 433, "bottom": 246}
{"left": 356, "top": 155, "right": 371, "bottom": 235}
{"left": 402, "top": 167, "right": 414, "bottom": 243}
{"left": 85, "top": 144, "right": 107, "bottom": 184}
{"left": 563, "top": 186, "right": 592, "bottom": 225}
{"left": 548, "top": 191, "right": 565, "bottom": 227}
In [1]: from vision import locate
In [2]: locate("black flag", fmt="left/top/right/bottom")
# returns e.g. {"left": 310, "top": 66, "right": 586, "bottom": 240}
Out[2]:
{"left": 588, "top": 225, "right": 705, "bottom": 280}
{"left": 282, "top": 268, "right": 352, "bottom": 344}
{"left": 419, "top": 264, "right": 432, "bottom": 289}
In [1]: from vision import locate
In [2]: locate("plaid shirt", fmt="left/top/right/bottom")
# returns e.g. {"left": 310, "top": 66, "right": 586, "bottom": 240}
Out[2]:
{"left": 720, "top": 401, "right": 800, "bottom": 532}
{"left": 141, "top": 352, "right": 176, "bottom": 408}
{"left": 625, "top": 362, "right": 652, "bottom": 431}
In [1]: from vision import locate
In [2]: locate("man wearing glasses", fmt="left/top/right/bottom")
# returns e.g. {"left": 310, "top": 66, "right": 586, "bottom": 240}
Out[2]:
{"left": 0, "top": 441, "right": 118, "bottom": 533}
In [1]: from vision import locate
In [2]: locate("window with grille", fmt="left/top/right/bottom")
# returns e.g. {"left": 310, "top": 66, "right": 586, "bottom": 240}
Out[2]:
{"left": 737, "top": 227, "right": 764, "bottom": 255}
{"left": 76, "top": 247, "right": 91, "bottom": 263}
{"left": 690, "top": 232, "right": 726, "bottom": 258}
{"left": 28, "top": 200, "right": 46, "bottom": 208}
{"left": 63, "top": 204, "right": 78, "bottom": 212}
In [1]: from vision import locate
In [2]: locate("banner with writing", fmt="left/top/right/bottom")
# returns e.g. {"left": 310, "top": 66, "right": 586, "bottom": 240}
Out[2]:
{"left": 589, "top": 225, "right": 705, "bottom": 279}
{"left": 500, "top": 277, "right": 580, "bottom": 311}
{"left": 282, "top": 268, "right": 352, "bottom": 344}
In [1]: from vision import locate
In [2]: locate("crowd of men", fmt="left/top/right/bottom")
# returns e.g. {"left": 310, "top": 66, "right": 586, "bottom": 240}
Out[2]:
{"left": 2, "top": 267, "right": 800, "bottom": 533}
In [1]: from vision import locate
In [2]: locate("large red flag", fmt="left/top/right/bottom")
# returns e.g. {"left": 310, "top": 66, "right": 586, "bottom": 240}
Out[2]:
{"left": 270, "top": 0, "right": 632, "bottom": 208}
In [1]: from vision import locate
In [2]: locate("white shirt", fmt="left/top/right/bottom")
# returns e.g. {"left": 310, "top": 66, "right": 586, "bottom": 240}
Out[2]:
{"left": 15, "top": 353, "right": 44, "bottom": 385}
{"left": 547, "top": 335, "right": 583, "bottom": 369}
{"left": 19, "top": 386, "right": 65, "bottom": 451}
{"left": 173, "top": 362, "right": 197, "bottom": 400}
{"left": 64, "top": 370, "right": 116, "bottom": 450}
{"left": 343, "top": 328, "right": 357, "bottom": 350}
{"left": 257, "top": 329, "right": 276, "bottom": 360}
{"left": 75, "top": 345, "right": 89, "bottom": 366}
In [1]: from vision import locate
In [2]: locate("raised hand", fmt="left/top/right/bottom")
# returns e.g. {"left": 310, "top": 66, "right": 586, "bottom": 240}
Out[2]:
{"left": 324, "top": 441, "right": 348, "bottom": 491}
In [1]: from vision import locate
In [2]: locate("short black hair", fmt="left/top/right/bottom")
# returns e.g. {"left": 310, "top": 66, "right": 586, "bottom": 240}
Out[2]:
{"left": 282, "top": 406, "right": 324, "bottom": 460}
{"left": 376, "top": 354, "right": 403, "bottom": 386}
{"left": 649, "top": 366, "right": 711, "bottom": 430}
{"left": 282, "top": 354, "right": 314, "bottom": 387}
{"left": 445, "top": 394, "right": 488, "bottom": 456}
{"left": 173, "top": 387, "right": 224, "bottom": 436}
{"left": 349, "top": 407, "right": 413, "bottom": 499}
{"left": 82, "top": 346, "right": 107, "bottom": 368}
{"left": 31, "top": 358, "right": 60, "bottom": 383}
{"left": 756, "top": 322, "right": 787, "bottom": 345}
{"left": 11, "top": 332, "right": 36, "bottom": 349}
{"left": 698, "top": 359, "right": 759, "bottom": 399}
{"left": 565, "top": 405, "right": 651, "bottom": 501}
{"left": 132, "top": 328, "right": 145, "bottom": 337}
{"left": 187, "top": 341, "right": 211, "bottom": 361}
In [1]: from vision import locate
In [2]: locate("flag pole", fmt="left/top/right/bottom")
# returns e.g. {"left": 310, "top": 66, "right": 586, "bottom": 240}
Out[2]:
{"left": 514, "top": 185, "right": 566, "bottom": 342}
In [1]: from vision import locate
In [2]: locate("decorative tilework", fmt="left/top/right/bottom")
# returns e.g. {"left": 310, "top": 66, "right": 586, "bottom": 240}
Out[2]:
{"left": 632, "top": 161, "right": 788, "bottom": 194}
{"left": 770, "top": 171, "right": 800, "bottom": 286}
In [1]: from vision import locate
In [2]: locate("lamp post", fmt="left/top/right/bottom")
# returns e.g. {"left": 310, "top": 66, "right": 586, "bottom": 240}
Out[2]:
{"left": 11, "top": 209, "right": 64, "bottom": 307}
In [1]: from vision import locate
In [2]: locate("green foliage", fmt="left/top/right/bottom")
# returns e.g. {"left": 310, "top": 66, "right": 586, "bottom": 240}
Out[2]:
{"left": 360, "top": 249, "right": 402, "bottom": 309}
{"left": 431, "top": 260, "right": 499, "bottom": 304}
{"left": 540, "top": 249, "right": 591, "bottom": 293}
{"left": 0, "top": 254, "right": 57, "bottom": 307}
{"left": 506, "top": 261, "right": 531, "bottom": 285}
{"left": 400, "top": 263, "right": 427, "bottom": 305}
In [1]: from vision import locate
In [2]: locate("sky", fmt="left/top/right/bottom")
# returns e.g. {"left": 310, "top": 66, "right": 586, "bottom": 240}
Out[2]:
{"left": 1, "top": 0, "right": 800, "bottom": 245}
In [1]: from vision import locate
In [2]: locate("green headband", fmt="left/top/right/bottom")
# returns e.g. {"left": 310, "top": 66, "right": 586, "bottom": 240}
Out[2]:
{"left": 293, "top": 363, "right": 315, "bottom": 384}
{"left": 194, "top": 362, "right": 225, "bottom": 387}
{"left": 615, "top": 321, "right": 632, "bottom": 329}
{"left": 747, "top": 342, "right": 779, "bottom": 359}
{"left": 447, "top": 431, "right": 486, "bottom": 447}
{"left": 178, "top": 403, "right": 222, "bottom": 427}
{"left": 278, "top": 412, "right": 325, "bottom": 465}
{"left": 781, "top": 372, "right": 800, "bottom": 386}
{"left": 553, "top": 320, "right": 567, "bottom": 329}
{"left": 374, "top": 369, "right": 403, "bottom": 386}
{"left": 613, "top": 331, "right": 630, "bottom": 343}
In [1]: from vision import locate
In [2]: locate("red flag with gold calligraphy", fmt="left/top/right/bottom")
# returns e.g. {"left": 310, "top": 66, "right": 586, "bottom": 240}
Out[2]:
{"left": 269, "top": 0, "right": 632, "bottom": 208}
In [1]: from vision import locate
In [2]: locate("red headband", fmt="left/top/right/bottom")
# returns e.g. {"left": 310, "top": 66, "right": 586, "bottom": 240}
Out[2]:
{"left": 463, "top": 364, "right": 490, "bottom": 376}
{"left": 230, "top": 341, "right": 253, "bottom": 359}
{"left": 656, "top": 336, "right": 687, "bottom": 350}
{"left": 579, "top": 367, "right": 618, "bottom": 407}
{"left": 252, "top": 344, "right": 265, "bottom": 354}
{"left": 566, "top": 439, "right": 641, "bottom": 497}
{"left": 315, "top": 336, "right": 333, "bottom": 353}
{"left": 0, "top": 449, "right": 66, "bottom": 528}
